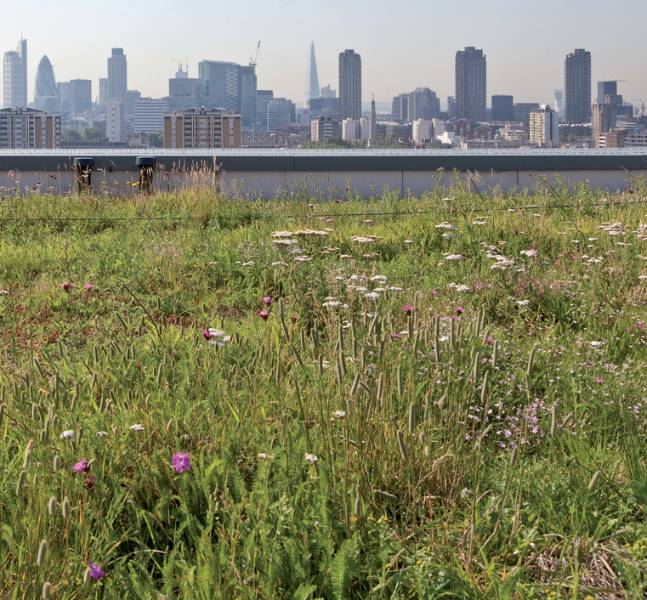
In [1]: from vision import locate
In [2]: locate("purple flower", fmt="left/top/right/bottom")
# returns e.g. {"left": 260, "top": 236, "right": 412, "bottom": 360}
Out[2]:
{"left": 402, "top": 304, "right": 414, "bottom": 316}
{"left": 62, "top": 282, "right": 74, "bottom": 292}
{"left": 257, "top": 309, "right": 269, "bottom": 321}
{"left": 171, "top": 452, "right": 190, "bottom": 474}
{"left": 455, "top": 306, "right": 465, "bottom": 315}
{"left": 72, "top": 459, "right": 90, "bottom": 474}
{"left": 84, "top": 475, "right": 97, "bottom": 490}
{"left": 263, "top": 295, "right": 273, "bottom": 306}
{"left": 88, "top": 562, "right": 106, "bottom": 581}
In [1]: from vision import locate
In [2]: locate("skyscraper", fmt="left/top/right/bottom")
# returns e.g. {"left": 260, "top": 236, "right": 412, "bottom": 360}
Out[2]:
{"left": 564, "top": 49, "right": 591, "bottom": 124}
{"left": 198, "top": 60, "right": 240, "bottom": 110}
{"left": 58, "top": 79, "right": 92, "bottom": 116}
{"left": 3, "top": 38, "right": 27, "bottom": 109}
{"left": 529, "top": 105, "right": 560, "bottom": 148}
{"left": 339, "top": 50, "right": 362, "bottom": 120}
{"left": 455, "top": 47, "right": 487, "bottom": 121}
{"left": 306, "top": 42, "right": 321, "bottom": 106}
{"left": 34, "top": 56, "right": 59, "bottom": 112}
{"left": 238, "top": 65, "right": 258, "bottom": 127}
{"left": 107, "top": 48, "right": 128, "bottom": 102}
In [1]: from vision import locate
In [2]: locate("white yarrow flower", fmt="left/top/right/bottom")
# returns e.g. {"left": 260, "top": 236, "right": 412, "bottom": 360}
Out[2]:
{"left": 304, "top": 453, "right": 318, "bottom": 464}
{"left": 129, "top": 423, "right": 145, "bottom": 432}
{"left": 60, "top": 430, "right": 74, "bottom": 440}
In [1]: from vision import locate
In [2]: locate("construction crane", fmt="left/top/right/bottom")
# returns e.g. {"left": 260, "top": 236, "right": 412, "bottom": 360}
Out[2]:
{"left": 249, "top": 41, "right": 261, "bottom": 68}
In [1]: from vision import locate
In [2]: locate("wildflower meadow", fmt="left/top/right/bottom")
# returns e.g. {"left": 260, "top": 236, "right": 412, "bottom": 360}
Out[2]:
{"left": 1, "top": 186, "right": 647, "bottom": 598}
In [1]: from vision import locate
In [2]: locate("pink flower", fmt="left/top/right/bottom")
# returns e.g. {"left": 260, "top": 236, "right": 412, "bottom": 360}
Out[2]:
{"left": 402, "top": 304, "right": 414, "bottom": 316}
{"left": 595, "top": 376, "right": 605, "bottom": 385}
{"left": 83, "top": 283, "right": 94, "bottom": 291}
{"left": 455, "top": 306, "right": 465, "bottom": 315}
{"left": 257, "top": 310, "right": 269, "bottom": 321}
{"left": 62, "top": 282, "right": 74, "bottom": 292}
{"left": 72, "top": 459, "right": 90, "bottom": 474}
{"left": 636, "top": 321, "right": 646, "bottom": 331}
{"left": 88, "top": 562, "right": 106, "bottom": 581}
{"left": 390, "top": 332, "right": 401, "bottom": 340}
{"left": 430, "top": 289, "right": 439, "bottom": 298}
{"left": 171, "top": 452, "right": 190, "bottom": 474}
{"left": 485, "top": 335, "right": 495, "bottom": 345}
{"left": 263, "top": 295, "right": 273, "bottom": 306}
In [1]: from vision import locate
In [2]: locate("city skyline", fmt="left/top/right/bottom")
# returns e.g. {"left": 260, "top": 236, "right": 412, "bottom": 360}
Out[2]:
{"left": 1, "top": 0, "right": 646, "bottom": 109}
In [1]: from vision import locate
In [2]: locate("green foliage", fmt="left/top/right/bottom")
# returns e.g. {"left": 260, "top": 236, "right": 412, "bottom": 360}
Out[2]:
{"left": 1, "top": 189, "right": 647, "bottom": 597}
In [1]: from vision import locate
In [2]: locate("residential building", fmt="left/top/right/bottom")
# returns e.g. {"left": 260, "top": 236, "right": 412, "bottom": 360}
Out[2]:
{"left": 34, "top": 56, "right": 59, "bottom": 112}
{"left": 412, "top": 119, "right": 434, "bottom": 145}
{"left": 58, "top": 79, "right": 92, "bottom": 116}
{"left": 564, "top": 49, "right": 591, "bottom": 124}
{"left": 491, "top": 95, "right": 514, "bottom": 121}
{"left": 306, "top": 42, "right": 321, "bottom": 106}
{"left": 339, "top": 50, "right": 362, "bottom": 119}
{"left": 0, "top": 107, "right": 60, "bottom": 148}
{"left": 341, "top": 118, "right": 361, "bottom": 142}
{"left": 163, "top": 107, "right": 241, "bottom": 148}
{"left": 133, "top": 98, "right": 169, "bottom": 135}
{"left": 266, "top": 98, "right": 295, "bottom": 132}
{"left": 592, "top": 103, "right": 616, "bottom": 148}
{"left": 455, "top": 47, "right": 487, "bottom": 121}
{"left": 107, "top": 48, "right": 128, "bottom": 102}
{"left": 106, "top": 98, "right": 126, "bottom": 143}
{"left": 311, "top": 116, "right": 341, "bottom": 142}
{"left": 529, "top": 105, "right": 560, "bottom": 148}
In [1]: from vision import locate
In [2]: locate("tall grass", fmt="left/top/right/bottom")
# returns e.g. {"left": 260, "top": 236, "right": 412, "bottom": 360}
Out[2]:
{"left": 1, "top": 187, "right": 646, "bottom": 598}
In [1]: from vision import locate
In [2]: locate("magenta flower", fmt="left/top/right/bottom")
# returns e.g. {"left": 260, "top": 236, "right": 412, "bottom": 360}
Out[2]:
{"left": 402, "top": 304, "right": 414, "bottom": 316}
{"left": 263, "top": 295, "right": 273, "bottom": 306}
{"left": 257, "top": 309, "right": 269, "bottom": 321}
{"left": 202, "top": 328, "right": 213, "bottom": 340}
{"left": 83, "top": 283, "right": 94, "bottom": 291}
{"left": 636, "top": 321, "right": 646, "bottom": 331}
{"left": 455, "top": 306, "right": 465, "bottom": 315}
{"left": 430, "top": 289, "right": 439, "bottom": 298}
{"left": 485, "top": 335, "right": 495, "bottom": 345}
{"left": 72, "top": 459, "right": 90, "bottom": 474}
{"left": 171, "top": 452, "right": 190, "bottom": 474}
{"left": 88, "top": 562, "right": 106, "bottom": 581}
{"left": 390, "top": 332, "right": 401, "bottom": 340}
{"left": 595, "top": 376, "right": 605, "bottom": 385}
{"left": 62, "top": 282, "right": 74, "bottom": 292}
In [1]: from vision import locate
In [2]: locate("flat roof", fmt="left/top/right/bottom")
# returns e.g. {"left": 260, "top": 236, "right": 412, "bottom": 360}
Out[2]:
{"left": 0, "top": 148, "right": 646, "bottom": 172}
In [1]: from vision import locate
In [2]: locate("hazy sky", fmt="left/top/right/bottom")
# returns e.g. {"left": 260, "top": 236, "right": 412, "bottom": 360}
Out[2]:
{"left": 2, "top": 0, "right": 646, "bottom": 109}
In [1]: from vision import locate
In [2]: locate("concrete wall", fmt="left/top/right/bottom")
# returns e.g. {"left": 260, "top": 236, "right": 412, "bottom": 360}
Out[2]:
{"left": 0, "top": 167, "right": 645, "bottom": 199}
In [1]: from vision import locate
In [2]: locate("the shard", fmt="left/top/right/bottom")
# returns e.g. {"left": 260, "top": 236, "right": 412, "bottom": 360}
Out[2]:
{"left": 306, "top": 42, "right": 320, "bottom": 106}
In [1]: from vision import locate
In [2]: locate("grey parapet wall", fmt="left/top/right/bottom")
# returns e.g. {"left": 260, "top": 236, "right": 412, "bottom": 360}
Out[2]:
{"left": 0, "top": 149, "right": 646, "bottom": 198}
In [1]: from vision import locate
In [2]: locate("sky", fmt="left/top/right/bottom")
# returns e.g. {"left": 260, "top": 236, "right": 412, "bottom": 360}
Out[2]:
{"left": 2, "top": 0, "right": 646, "bottom": 110}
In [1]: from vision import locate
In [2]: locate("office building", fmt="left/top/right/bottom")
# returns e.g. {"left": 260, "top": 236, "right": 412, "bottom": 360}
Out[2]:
{"left": 256, "top": 90, "right": 274, "bottom": 127}
{"left": 306, "top": 42, "right": 321, "bottom": 106}
{"left": 321, "top": 85, "right": 336, "bottom": 98}
{"left": 3, "top": 39, "right": 27, "bottom": 109}
{"left": 514, "top": 102, "right": 541, "bottom": 127}
{"left": 34, "top": 56, "right": 59, "bottom": 112}
{"left": 198, "top": 60, "right": 239, "bottom": 110}
{"left": 126, "top": 90, "right": 141, "bottom": 116}
{"left": 163, "top": 107, "right": 241, "bottom": 148}
{"left": 0, "top": 108, "right": 60, "bottom": 148}
{"left": 339, "top": 50, "right": 362, "bottom": 119}
{"left": 311, "top": 116, "right": 342, "bottom": 142}
{"left": 341, "top": 118, "right": 361, "bottom": 142}
{"left": 564, "top": 49, "right": 591, "bottom": 124}
{"left": 58, "top": 79, "right": 92, "bottom": 116}
{"left": 106, "top": 98, "right": 126, "bottom": 143}
{"left": 98, "top": 78, "right": 108, "bottom": 106}
{"left": 266, "top": 98, "right": 295, "bottom": 132}
{"left": 392, "top": 93, "right": 409, "bottom": 122}
{"left": 168, "top": 71, "right": 206, "bottom": 110}
{"left": 455, "top": 47, "right": 487, "bottom": 121}
{"left": 529, "top": 105, "right": 560, "bottom": 148}
{"left": 412, "top": 119, "right": 434, "bottom": 145}
{"left": 491, "top": 95, "right": 514, "bottom": 122}
{"left": 107, "top": 48, "right": 128, "bottom": 102}
{"left": 133, "top": 98, "right": 169, "bottom": 134}
{"left": 597, "top": 81, "right": 620, "bottom": 106}
{"left": 238, "top": 65, "right": 257, "bottom": 127}
{"left": 554, "top": 89, "right": 564, "bottom": 116}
